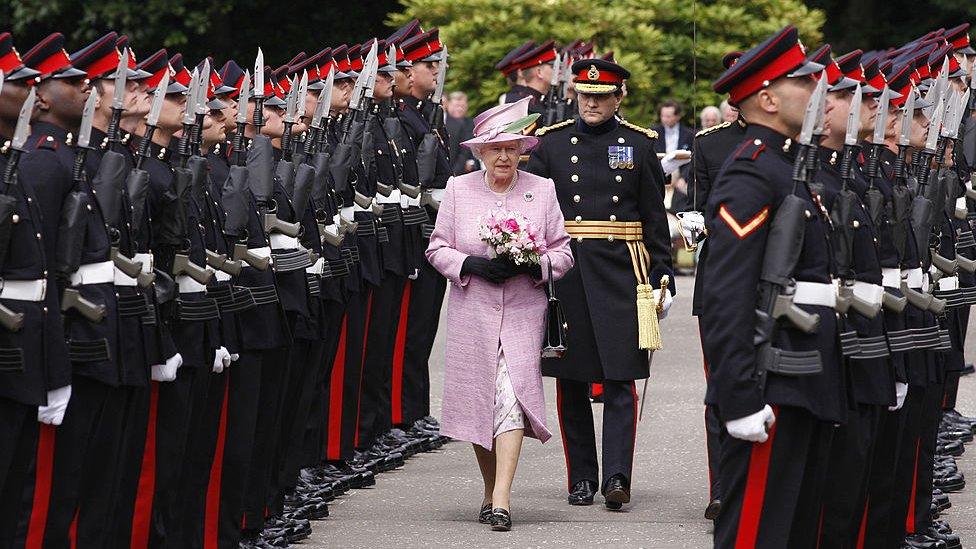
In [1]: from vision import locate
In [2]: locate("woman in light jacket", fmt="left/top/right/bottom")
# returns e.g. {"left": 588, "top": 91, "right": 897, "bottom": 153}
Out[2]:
{"left": 426, "top": 97, "right": 573, "bottom": 531}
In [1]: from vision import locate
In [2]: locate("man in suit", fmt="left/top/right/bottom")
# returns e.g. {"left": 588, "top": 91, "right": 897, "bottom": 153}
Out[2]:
{"left": 652, "top": 99, "right": 694, "bottom": 156}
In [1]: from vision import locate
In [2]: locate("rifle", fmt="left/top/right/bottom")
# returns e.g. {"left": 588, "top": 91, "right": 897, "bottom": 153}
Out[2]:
{"left": 0, "top": 84, "right": 33, "bottom": 331}
{"left": 542, "top": 51, "right": 562, "bottom": 127}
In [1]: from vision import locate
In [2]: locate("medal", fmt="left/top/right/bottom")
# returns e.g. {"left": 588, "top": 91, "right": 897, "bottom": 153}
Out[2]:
{"left": 608, "top": 146, "right": 634, "bottom": 170}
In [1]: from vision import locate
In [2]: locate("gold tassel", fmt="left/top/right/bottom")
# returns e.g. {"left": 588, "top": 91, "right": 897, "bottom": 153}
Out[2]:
{"left": 636, "top": 282, "right": 662, "bottom": 350}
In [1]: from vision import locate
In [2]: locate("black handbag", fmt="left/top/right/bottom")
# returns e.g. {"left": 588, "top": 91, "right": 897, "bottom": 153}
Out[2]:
{"left": 541, "top": 258, "right": 568, "bottom": 359}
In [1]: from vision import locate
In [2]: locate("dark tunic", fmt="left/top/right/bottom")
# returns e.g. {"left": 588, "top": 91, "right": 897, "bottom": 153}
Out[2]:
{"left": 527, "top": 116, "right": 673, "bottom": 382}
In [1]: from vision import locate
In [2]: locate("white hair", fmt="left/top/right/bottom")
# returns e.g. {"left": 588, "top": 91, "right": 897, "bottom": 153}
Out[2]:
{"left": 469, "top": 139, "right": 527, "bottom": 162}
{"left": 700, "top": 105, "right": 721, "bottom": 127}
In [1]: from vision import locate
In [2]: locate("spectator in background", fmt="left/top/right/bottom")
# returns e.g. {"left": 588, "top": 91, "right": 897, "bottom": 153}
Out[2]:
{"left": 652, "top": 100, "right": 693, "bottom": 213}
{"left": 446, "top": 91, "right": 478, "bottom": 173}
{"left": 719, "top": 99, "right": 738, "bottom": 123}
{"left": 699, "top": 105, "right": 721, "bottom": 130}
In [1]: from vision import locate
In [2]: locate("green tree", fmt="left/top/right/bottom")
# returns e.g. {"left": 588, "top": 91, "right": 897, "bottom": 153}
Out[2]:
{"left": 389, "top": 0, "right": 824, "bottom": 126}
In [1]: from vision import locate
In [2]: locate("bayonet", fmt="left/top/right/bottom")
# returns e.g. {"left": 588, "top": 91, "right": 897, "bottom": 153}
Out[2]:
{"left": 77, "top": 90, "right": 96, "bottom": 150}
{"left": 312, "top": 68, "right": 333, "bottom": 129}
{"left": 798, "top": 73, "right": 826, "bottom": 147}
{"left": 135, "top": 69, "right": 168, "bottom": 168}
{"left": 0, "top": 71, "right": 4, "bottom": 98}
{"left": 2, "top": 87, "right": 36, "bottom": 184}
{"left": 347, "top": 57, "right": 369, "bottom": 112}
{"left": 871, "top": 86, "right": 891, "bottom": 145}
{"left": 812, "top": 72, "right": 829, "bottom": 139}
{"left": 296, "top": 70, "right": 309, "bottom": 121}
{"left": 898, "top": 87, "right": 915, "bottom": 147}
{"left": 252, "top": 48, "right": 265, "bottom": 128}
{"left": 195, "top": 59, "right": 210, "bottom": 116}
{"left": 284, "top": 78, "right": 298, "bottom": 124}
{"left": 549, "top": 51, "right": 562, "bottom": 89}
{"left": 363, "top": 40, "right": 379, "bottom": 101}
{"left": 845, "top": 84, "right": 863, "bottom": 147}
{"left": 232, "top": 70, "right": 250, "bottom": 166}
{"left": 430, "top": 45, "right": 448, "bottom": 106}
{"left": 924, "top": 91, "right": 945, "bottom": 153}
{"left": 112, "top": 49, "right": 128, "bottom": 111}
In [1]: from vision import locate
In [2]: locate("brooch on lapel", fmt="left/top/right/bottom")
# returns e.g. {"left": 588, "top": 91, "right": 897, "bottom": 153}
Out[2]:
{"left": 523, "top": 191, "right": 534, "bottom": 202}
{"left": 608, "top": 145, "right": 634, "bottom": 169}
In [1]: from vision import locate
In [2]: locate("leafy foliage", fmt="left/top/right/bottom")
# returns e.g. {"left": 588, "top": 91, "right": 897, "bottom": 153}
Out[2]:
{"left": 389, "top": 0, "right": 825, "bottom": 126}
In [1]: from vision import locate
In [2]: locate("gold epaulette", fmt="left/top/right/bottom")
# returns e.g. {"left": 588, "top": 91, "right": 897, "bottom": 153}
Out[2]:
{"left": 696, "top": 120, "right": 732, "bottom": 137}
{"left": 620, "top": 120, "right": 658, "bottom": 140}
{"left": 534, "top": 119, "right": 573, "bottom": 136}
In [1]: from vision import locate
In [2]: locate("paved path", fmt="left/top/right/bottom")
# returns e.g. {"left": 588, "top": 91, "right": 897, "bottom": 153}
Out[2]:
{"left": 310, "top": 275, "right": 976, "bottom": 548}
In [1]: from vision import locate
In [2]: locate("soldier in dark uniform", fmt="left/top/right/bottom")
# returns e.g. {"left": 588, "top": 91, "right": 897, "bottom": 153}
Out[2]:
{"left": 503, "top": 40, "right": 556, "bottom": 116}
{"left": 700, "top": 26, "right": 847, "bottom": 547}
{"left": 496, "top": 40, "right": 535, "bottom": 103}
{"left": 526, "top": 58, "right": 674, "bottom": 511}
{"left": 17, "top": 32, "right": 125, "bottom": 547}
{"left": 0, "top": 34, "right": 51, "bottom": 547}
{"left": 683, "top": 49, "right": 747, "bottom": 521}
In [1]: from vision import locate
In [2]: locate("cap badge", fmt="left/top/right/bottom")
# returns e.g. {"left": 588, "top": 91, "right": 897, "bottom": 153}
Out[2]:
{"left": 587, "top": 65, "right": 600, "bottom": 81}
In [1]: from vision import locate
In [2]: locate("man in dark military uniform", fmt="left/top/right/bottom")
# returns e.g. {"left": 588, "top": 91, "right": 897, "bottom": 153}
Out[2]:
{"left": 526, "top": 58, "right": 673, "bottom": 511}
{"left": 504, "top": 40, "right": 557, "bottom": 116}
{"left": 497, "top": 40, "right": 535, "bottom": 104}
{"left": 0, "top": 33, "right": 52, "bottom": 548}
{"left": 683, "top": 49, "right": 747, "bottom": 521}
{"left": 700, "top": 26, "right": 847, "bottom": 547}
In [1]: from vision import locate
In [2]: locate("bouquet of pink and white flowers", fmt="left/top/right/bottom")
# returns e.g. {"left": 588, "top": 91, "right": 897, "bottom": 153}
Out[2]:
{"left": 479, "top": 210, "right": 547, "bottom": 266}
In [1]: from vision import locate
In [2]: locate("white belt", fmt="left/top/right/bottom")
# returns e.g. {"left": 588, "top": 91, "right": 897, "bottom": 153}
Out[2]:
{"left": 243, "top": 246, "right": 273, "bottom": 269}
{"left": 323, "top": 223, "right": 341, "bottom": 238}
{"left": 852, "top": 280, "right": 885, "bottom": 307}
{"left": 0, "top": 279, "right": 47, "bottom": 302}
{"left": 214, "top": 271, "right": 232, "bottom": 282}
{"left": 793, "top": 281, "right": 837, "bottom": 308}
{"left": 903, "top": 267, "right": 923, "bottom": 289}
{"left": 430, "top": 188, "right": 446, "bottom": 202}
{"left": 176, "top": 275, "right": 208, "bottom": 294}
{"left": 938, "top": 276, "right": 960, "bottom": 290}
{"left": 269, "top": 233, "right": 299, "bottom": 250}
{"left": 402, "top": 195, "right": 421, "bottom": 208}
{"left": 306, "top": 257, "right": 324, "bottom": 275}
{"left": 882, "top": 268, "right": 901, "bottom": 288}
{"left": 376, "top": 189, "right": 402, "bottom": 204}
{"left": 134, "top": 253, "right": 154, "bottom": 274}
{"left": 70, "top": 260, "right": 115, "bottom": 286}
{"left": 340, "top": 206, "right": 357, "bottom": 220}
{"left": 113, "top": 267, "right": 138, "bottom": 287}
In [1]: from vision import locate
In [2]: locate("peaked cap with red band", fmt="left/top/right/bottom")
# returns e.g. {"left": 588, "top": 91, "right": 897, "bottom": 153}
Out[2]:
{"left": 713, "top": 25, "right": 823, "bottom": 106}
{"left": 0, "top": 32, "right": 40, "bottom": 81}
{"left": 135, "top": 49, "right": 187, "bottom": 94}
{"left": 401, "top": 28, "right": 444, "bottom": 63}
{"left": 512, "top": 39, "right": 556, "bottom": 71}
{"left": 115, "top": 35, "right": 151, "bottom": 79}
{"left": 885, "top": 62, "right": 932, "bottom": 108}
{"left": 69, "top": 31, "right": 143, "bottom": 80}
{"left": 571, "top": 58, "right": 629, "bottom": 95}
{"left": 807, "top": 44, "right": 858, "bottom": 92}
{"left": 22, "top": 32, "right": 86, "bottom": 80}
{"left": 169, "top": 53, "right": 192, "bottom": 87}
{"left": 218, "top": 59, "right": 246, "bottom": 99}
{"left": 946, "top": 23, "right": 976, "bottom": 55}
{"left": 496, "top": 40, "right": 535, "bottom": 75}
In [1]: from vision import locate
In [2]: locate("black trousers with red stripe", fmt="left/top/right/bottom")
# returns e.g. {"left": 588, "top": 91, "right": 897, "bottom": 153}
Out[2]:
{"left": 398, "top": 256, "right": 446, "bottom": 426}
{"left": 303, "top": 303, "right": 346, "bottom": 467}
{"left": 278, "top": 338, "right": 328, "bottom": 498}
{"left": 358, "top": 274, "right": 406, "bottom": 448}
{"left": 212, "top": 350, "right": 264, "bottom": 549}
{"left": 819, "top": 403, "right": 884, "bottom": 547}
{"left": 175, "top": 369, "right": 228, "bottom": 549}
{"left": 18, "top": 374, "right": 120, "bottom": 548}
{"left": 0, "top": 398, "right": 37, "bottom": 547}
{"left": 555, "top": 379, "right": 637, "bottom": 490}
{"left": 883, "top": 383, "right": 928, "bottom": 547}
{"left": 242, "top": 346, "right": 290, "bottom": 532}
{"left": 325, "top": 288, "right": 371, "bottom": 462}
{"left": 861, "top": 406, "right": 902, "bottom": 549}
{"left": 909, "top": 377, "right": 945, "bottom": 533}
{"left": 713, "top": 406, "right": 832, "bottom": 549}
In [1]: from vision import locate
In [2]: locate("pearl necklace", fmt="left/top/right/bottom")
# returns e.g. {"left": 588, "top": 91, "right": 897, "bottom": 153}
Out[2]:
{"left": 484, "top": 170, "right": 518, "bottom": 195}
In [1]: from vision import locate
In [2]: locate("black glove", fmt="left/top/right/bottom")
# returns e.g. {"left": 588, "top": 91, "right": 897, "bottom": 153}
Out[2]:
{"left": 461, "top": 256, "right": 509, "bottom": 284}
{"left": 493, "top": 256, "right": 543, "bottom": 279}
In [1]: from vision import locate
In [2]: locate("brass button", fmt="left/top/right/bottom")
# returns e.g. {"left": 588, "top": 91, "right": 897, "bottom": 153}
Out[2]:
{"left": 610, "top": 215, "right": 617, "bottom": 222}
{"left": 607, "top": 235, "right": 615, "bottom": 242}
{"left": 573, "top": 195, "right": 580, "bottom": 203}
{"left": 571, "top": 137, "right": 578, "bottom": 144}
{"left": 36, "top": 233, "right": 41, "bottom": 240}
{"left": 852, "top": 220, "right": 860, "bottom": 229}
{"left": 575, "top": 216, "right": 582, "bottom": 223}
{"left": 577, "top": 237, "right": 583, "bottom": 243}
{"left": 618, "top": 137, "right": 625, "bottom": 144}
{"left": 571, "top": 155, "right": 578, "bottom": 163}
{"left": 615, "top": 175, "right": 622, "bottom": 182}
{"left": 612, "top": 195, "right": 619, "bottom": 203}
{"left": 11, "top": 214, "right": 19, "bottom": 224}
{"left": 43, "top": 307, "right": 48, "bottom": 313}
{"left": 753, "top": 139, "right": 762, "bottom": 145}
{"left": 804, "top": 210, "right": 812, "bottom": 219}
{"left": 571, "top": 174, "right": 579, "bottom": 182}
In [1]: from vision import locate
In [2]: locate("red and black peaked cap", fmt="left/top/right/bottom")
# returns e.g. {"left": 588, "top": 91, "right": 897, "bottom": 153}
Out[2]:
{"left": 713, "top": 26, "right": 823, "bottom": 106}
{"left": 496, "top": 41, "right": 535, "bottom": 75}
{"left": 22, "top": 32, "right": 87, "bottom": 80}
{"left": 806, "top": 44, "right": 858, "bottom": 92}
{"left": 946, "top": 23, "right": 976, "bottom": 55}
{"left": 70, "top": 31, "right": 144, "bottom": 80}
{"left": 218, "top": 60, "right": 246, "bottom": 99}
{"left": 572, "top": 58, "right": 629, "bottom": 95}
{"left": 512, "top": 39, "right": 556, "bottom": 71}
{"left": 135, "top": 49, "right": 188, "bottom": 95}
{"left": 0, "top": 32, "right": 40, "bottom": 81}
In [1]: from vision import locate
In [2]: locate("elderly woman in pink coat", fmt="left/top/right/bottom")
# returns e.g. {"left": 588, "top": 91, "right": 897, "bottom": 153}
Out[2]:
{"left": 426, "top": 97, "right": 573, "bottom": 531}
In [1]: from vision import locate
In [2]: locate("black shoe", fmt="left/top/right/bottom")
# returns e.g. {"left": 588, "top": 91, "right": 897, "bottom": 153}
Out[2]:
{"left": 932, "top": 489, "right": 951, "bottom": 511}
{"left": 478, "top": 502, "right": 493, "bottom": 524}
{"left": 936, "top": 438, "right": 964, "bottom": 457}
{"left": 704, "top": 498, "right": 722, "bottom": 520}
{"left": 904, "top": 533, "right": 947, "bottom": 548}
{"left": 602, "top": 474, "right": 631, "bottom": 511}
{"left": 568, "top": 480, "right": 597, "bottom": 505}
{"left": 934, "top": 471, "right": 966, "bottom": 493}
{"left": 925, "top": 527, "right": 960, "bottom": 549}
{"left": 489, "top": 508, "right": 512, "bottom": 531}
{"left": 961, "top": 363, "right": 974, "bottom": 375}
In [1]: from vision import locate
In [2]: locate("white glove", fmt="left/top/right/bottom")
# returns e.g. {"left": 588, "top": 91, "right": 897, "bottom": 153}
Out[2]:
{"left": 677, "top": 211, "right": 705, "bottom": 236}
{"left": 652, "top": 288, "right": 673, "bottom": 319}
{"left": 408, "top": 269, "right": 420, "bottom": 280}
{"left": 151, "top": 353, "right": 183, "bottom": 382}
{"left": 230, "top": 353, "right": 240, "bottom": 362}
{"left": 726, "top": 404, "right": 776, "bottom": 443}
{"left": 889, "top": 382, "right": 908, "bottom": 411}
{"left": 38, "top": 385, "right": 72, "bottom": 425}
{"left": 660, "top": 150, "right": 692, "bottom": 175}
{"left": 213, "top": 346, "right": 232, "bottom": 373}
